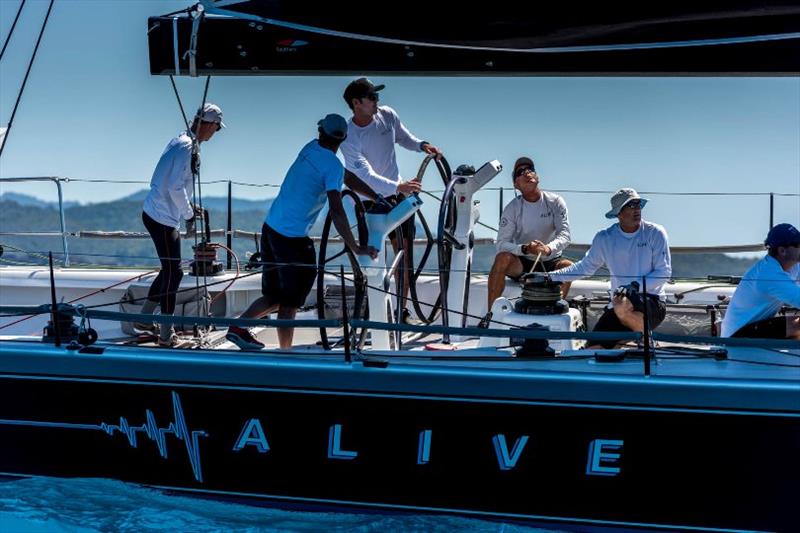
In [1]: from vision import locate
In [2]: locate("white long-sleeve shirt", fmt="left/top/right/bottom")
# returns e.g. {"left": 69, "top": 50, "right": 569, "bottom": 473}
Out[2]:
{"left": 549, "top": 221, "right": 672, "bottom": 298}
{"left": 496, "top": 192, "right": 571, "bottom": 261}
{"left": 720, "top": 256, "right": 800, "bottom": 337}
{"left": 340, "top": 106, "right": 424, "bottom": 197}
{"left": 142, "top": 132, "right": 195, "bottom": 228}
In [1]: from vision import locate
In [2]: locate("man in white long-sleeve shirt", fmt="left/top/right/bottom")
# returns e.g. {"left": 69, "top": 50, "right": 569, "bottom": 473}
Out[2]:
{"left": 721, "top": 223, "right": 800, "bottom": 339}
{"left": 140, "top": 103, "right": 224, "bottom": 346}
{"left": 547, "top": 188, "right": 672, "bottom": 348}
{"left": 485, "top": 156, "right": 573, "bottom": 322}
{"left": 340, "top": 78, "right": 443, "bottom": 323}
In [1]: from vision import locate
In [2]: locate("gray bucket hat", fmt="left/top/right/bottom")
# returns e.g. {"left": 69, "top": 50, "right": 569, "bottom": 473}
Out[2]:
{"left": 605, "top": 188, "right": 648, "bottom": 219}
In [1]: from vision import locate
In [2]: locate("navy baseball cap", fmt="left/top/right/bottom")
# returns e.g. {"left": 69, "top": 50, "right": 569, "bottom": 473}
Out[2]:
{"left": 317, "top": 113, "right": 348, "bottom": 140}
{"left": 765, "top": 223, "right": 800, "bottom": 247}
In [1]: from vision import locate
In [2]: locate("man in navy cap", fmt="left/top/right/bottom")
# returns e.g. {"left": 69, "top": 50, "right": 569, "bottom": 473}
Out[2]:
{"left": 721, "top": 223, "right": 800, "bottom": 339}
{"left": 226, "top": 114, "right": 379, "bottom": 350}
{"left": 340, "top": 77, "right": 443, "bottom": 324}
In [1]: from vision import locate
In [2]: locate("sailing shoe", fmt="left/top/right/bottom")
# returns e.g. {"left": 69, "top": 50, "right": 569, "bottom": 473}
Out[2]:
{"left": 477, "top": 312, "right": 493, "bottom": 329}
{"left": 132, "top": 321, "right": 158, "bottom": 333}
{"left": 157, "top": 332, "right": 181, "bottom": 348}
{"left": 401, "top": 308, "right": 423, "bottom": 326}
{"left": 226, "top": 326, "right": 265, "bottom": 350}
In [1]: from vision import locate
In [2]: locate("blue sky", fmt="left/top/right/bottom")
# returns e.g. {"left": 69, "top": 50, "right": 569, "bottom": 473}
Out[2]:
{"left": 1, "top": 0, "right": 798, "bottom": 247}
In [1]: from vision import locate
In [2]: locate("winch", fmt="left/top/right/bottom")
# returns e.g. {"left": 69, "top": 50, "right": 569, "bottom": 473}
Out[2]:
{"left": 43, "top": 308, "right": 79, "bottom": 344}
{"left": 189, "top": 209, "right": 224, "bottom": 277}
{"left": 480, "top": 272, "right": 585, "bottom": 352}
{"left": 514, "top": 277, "right": 569, "bottom": 315}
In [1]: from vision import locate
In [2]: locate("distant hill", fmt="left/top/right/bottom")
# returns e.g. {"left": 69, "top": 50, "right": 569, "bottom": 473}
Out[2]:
{"left": 0, "top": 195, "right": 269, "bottom": 267}
{"left": 0, "top": 192, "right": 79, "bottom": 209}
{"left": 0, "top": 195, "right": 760, "bottom": 278}
{"left": 119, "top": 190, "right": 269, "bottom": 213}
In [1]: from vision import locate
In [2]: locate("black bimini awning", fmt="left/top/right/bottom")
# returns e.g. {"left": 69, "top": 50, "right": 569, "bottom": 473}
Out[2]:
{"left": 148, "top": 0, "right": 800, "bottom": 76}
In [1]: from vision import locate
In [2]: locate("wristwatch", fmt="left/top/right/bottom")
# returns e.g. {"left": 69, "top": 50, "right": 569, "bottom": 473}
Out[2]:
{"left": 521, "top": 244, "right": 529, "bottom": 255}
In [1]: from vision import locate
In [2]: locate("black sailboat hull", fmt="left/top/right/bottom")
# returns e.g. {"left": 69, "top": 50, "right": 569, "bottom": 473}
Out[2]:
{"left": 0, "top": 342, "right": 798, "bottom": 531}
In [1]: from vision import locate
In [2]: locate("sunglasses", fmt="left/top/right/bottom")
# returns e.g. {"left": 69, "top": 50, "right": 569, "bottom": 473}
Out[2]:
{"left": 364, "top": 93, "right": 379, "bottom": 102}
{"left": 624, "top": 201, "right": 644, "bottom": 210}
{"left": 514, "top": 166, "right": 533, "bottom": 178}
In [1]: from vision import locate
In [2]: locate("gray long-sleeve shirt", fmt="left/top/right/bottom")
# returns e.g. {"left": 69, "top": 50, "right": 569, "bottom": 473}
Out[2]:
{"left": 496, "top": 192, "right": 571, "bottom": 261}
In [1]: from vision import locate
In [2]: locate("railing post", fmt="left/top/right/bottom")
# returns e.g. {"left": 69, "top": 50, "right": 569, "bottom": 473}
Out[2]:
{"left": 54, "top": 178, "right": 69, "bottom": 267}
{"left": 226, "top": 180, "right": 233, "bottom": 269}
{"left": 48, "top": 251, "right": 61, "bottom": 347}
{"left": 642, "top": 275, "right": 651, "bottom": 376}
{"left": 340, "top": 265, "right": 351, "bottom": 363}
{"left": 769, "top": 192, "right": 774, "bottom": 230}
{"left": 498, "top": 187, "right": 504, "bottom": 227}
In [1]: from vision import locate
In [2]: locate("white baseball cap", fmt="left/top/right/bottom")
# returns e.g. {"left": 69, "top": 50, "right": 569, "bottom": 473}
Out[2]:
{"left": 197, "top": 103, "right": 225, "bottom": 128}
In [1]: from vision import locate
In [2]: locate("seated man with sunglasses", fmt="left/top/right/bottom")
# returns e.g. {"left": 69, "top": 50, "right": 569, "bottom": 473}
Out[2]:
{"left": 543, "top": 188, "right": 672, "bottom": 349}
{"left": 480, "top": 156, "right": 573, "bottom": 328}
{"left": 340, "top": 77, "right": 443, "bottom": 324}
{"left": 721, "top": 223, "right": 800, "bottom": 340}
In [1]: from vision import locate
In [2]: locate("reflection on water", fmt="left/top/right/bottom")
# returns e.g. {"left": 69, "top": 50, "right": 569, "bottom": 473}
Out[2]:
{"left": 0, "top": 477, "right": 563, "bottom": 532}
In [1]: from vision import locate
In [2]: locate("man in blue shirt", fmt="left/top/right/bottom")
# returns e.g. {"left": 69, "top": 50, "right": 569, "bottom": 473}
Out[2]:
{"left": 721, "top": 223, "right": 800, "bottom": 339}
{"left": 227, "top": 114, "right": 379, "bottom": 350}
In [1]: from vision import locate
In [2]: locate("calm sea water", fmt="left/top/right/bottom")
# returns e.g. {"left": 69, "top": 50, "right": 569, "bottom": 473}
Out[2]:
{"left": 0, "top": 477, "right": 564, "bottom": 532}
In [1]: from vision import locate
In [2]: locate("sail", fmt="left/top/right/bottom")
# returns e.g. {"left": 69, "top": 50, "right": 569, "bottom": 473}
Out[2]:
{"left": 148, "top": 1, "right": 800, "bottom": 75}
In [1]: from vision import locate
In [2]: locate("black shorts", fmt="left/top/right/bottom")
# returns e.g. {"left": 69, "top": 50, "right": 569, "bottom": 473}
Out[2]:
{"left": 260, "top": 223, "right": 317, "bottom": 308}
{"left": 509, "top": 256, "right": 564, "bottom": 281}
{"left": 732, "top": 316, "right": 787, "bottom": 339}
{"left": 593, "top": 294, "right": 667, "bottom": 348}
{"left": 362, "top": 195, "right": 416, "bottom": 242}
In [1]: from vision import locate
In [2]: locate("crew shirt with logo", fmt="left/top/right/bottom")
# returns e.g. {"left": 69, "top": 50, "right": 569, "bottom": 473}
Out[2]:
{"left": 496, "top": 192, "right": 571, "bottom": 261}
{"left": 549, "top": 221, "right": 672, "bottom": 298}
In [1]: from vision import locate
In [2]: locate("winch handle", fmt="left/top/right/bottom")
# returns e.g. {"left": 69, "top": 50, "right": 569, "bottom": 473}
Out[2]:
{"left": 202, "top": 208, "right": 211, "bottom": 242}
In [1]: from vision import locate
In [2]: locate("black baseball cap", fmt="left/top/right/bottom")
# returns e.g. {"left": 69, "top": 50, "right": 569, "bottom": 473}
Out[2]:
{"left": 512, "top": 156, "right": 535, "bottom": 180}
{"left": 343, "top": 77, "right": 385, "bottom": 105}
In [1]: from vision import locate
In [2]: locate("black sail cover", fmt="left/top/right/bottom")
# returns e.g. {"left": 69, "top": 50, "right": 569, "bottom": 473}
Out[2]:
{"left": 148, "top": 0, "right": 800, "bottom": 75}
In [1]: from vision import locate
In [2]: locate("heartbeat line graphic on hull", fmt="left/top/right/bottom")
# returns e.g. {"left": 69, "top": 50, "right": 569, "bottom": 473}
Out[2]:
{"left": 0, "top": 391, "right": 207, "bottom": 482}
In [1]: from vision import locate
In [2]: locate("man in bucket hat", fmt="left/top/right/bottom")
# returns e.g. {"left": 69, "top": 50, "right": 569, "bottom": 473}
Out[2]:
{"left": 226, "top": 114, "right": 379, "bottom": 351}
{"left": 721, "top": 223, "right": 800, "bottom": 339}
{"left": 544, "top": 188, "right": 672, "bottom": 348}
